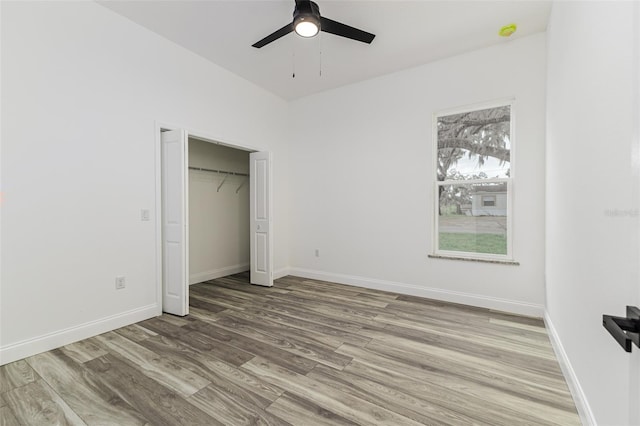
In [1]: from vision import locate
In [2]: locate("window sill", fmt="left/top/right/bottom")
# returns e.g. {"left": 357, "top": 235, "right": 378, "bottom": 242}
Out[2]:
{"left": 428, "top": 254, "right": 520, "bottom": 266}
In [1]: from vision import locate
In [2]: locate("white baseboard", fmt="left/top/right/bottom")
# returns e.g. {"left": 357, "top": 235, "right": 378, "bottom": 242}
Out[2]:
{"left": 0, "top": 304, "right": 158, "bottom": 366}
{"left": 287, "top": 267, "right": 545, "bottom": 317}
{"left": 189, "top": 263, "right": 250, "bottom": 285}
{"left": 274, "top": 267, "right": 291, "bottom": 280}
{"left": 544, "top": 312, "right": 596, "bottom": 426}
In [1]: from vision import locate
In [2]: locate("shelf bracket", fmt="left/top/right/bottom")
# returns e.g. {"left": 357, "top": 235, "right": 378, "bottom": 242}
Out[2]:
{"left": 216, "top": 174, "right": 228, "bottom": 192}
{"left": 236, "top": 179, "right": 246, "bottom": 194}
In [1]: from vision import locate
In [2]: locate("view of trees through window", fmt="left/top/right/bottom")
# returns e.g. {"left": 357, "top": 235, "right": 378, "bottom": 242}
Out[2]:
{"left": 436, "top": 104, "right": 511, "bottom": 257}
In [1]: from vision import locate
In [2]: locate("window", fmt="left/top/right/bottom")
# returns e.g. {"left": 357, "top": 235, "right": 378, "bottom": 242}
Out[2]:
{"left": 433, "top": 101, "right": 513, "bottom": 260}
{"left": 482, "top": 196, "right": 496, "bottom": 207}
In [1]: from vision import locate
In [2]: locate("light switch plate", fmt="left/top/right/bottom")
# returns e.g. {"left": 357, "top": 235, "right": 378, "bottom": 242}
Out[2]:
{"left": 115, "top": 276, "right": 126, "bottom": 289}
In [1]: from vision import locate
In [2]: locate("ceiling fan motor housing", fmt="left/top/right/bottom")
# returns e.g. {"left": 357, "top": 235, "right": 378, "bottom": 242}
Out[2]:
{"left": 293, "top": 0, "right": 321, "bottom": 33}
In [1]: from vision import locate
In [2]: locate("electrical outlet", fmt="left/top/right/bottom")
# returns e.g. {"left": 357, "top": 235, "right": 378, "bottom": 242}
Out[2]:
{"left": 315, "top": 249, "right": 320, "bottom": 257}
{"left": 141, "top": 209, "right": 150, "bottom": 221}
{"left": 115, "top": 276, "right": 126, "bottom": 290}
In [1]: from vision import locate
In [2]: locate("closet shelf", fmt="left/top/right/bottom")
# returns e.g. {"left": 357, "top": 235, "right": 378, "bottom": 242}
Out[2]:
{"left": 189, "top": 166, "right": 248, "bottom": 193}
{"left": 188, "top": 166, "right": 249, "bottom": 177}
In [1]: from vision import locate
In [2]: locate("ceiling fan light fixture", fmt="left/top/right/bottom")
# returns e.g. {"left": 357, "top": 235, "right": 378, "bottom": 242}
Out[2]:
{"left": 294, "top": 16, "right": 320, "bottom": 37}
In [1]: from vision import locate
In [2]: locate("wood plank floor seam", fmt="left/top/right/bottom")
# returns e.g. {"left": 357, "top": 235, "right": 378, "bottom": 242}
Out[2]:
{"left": 0, "top": 272, "right": 580, "bottom": 426}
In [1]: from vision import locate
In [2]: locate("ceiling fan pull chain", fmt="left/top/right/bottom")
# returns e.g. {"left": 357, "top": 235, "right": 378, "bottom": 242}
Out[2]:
{"left": 319, "top": 34, "right": 322, "bottom": 77}
{"left": 292, "top": 49, "right": 296, "bottom": 78}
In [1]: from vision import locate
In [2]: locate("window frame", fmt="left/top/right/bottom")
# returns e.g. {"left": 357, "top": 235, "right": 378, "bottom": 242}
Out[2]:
{"left": 432, "top": 99, "right": 515, "bottom": 262}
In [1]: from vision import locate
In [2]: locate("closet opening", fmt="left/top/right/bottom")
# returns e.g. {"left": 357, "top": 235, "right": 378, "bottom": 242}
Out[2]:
{"left": 188, "top": 136, "right": 251, "bottom": 285}
{"left": 158, "top": 126, "right": 273, "bottom": 317}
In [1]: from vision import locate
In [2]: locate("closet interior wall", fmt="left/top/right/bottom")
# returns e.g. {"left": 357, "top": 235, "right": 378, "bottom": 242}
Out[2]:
{"left": 188, "top": 138, "right": 250, "bottom": 284}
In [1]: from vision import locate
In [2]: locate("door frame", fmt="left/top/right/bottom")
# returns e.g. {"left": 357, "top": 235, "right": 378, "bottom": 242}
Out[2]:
{"left": 154, "top": 121, "right": 269, "bottom": 315}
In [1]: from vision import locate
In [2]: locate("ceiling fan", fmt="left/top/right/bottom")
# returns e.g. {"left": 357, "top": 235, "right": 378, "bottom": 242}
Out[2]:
{"left": 252, "top": 0, "right": 376, "bottom": 48}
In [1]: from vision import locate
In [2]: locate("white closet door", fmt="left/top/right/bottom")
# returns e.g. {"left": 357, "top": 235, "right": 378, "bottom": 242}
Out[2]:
{"left": 161, "top": 129, "right": 189, "bottom": 315}
{"left": 250, "top": 151, "right": 273, "bottom": 287}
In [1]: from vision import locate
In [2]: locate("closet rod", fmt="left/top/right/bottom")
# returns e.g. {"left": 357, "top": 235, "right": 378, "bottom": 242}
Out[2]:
{"left": 189, "top": 166, "right": 249, "bottom": 177}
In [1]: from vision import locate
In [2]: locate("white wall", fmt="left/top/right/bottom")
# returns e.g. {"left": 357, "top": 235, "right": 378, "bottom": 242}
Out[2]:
{"left": 0, "top": 1, "right": 289, "bottom": 364}
{"left": 288, "top": 34, "right": 547, "bottom": 316}
{"left": 545, "top": 2, "right": 640, "bottom": 425}
{"left": 188, "top": 139, "right": 250, "bottom": 284}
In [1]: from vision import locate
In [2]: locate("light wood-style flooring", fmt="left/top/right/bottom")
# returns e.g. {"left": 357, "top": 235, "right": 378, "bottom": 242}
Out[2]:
{"left": 0, "top": 273, "right": 580, "bottom": 425}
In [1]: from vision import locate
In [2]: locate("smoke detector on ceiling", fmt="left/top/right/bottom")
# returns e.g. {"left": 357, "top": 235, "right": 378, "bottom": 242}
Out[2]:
{"left": 499, "top": 24, "right": 517, "bottom": 37}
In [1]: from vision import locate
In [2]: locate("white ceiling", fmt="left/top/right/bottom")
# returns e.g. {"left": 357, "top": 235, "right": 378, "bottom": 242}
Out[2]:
{"left": 99, "top": 1, "right": 551, "bottom": 100}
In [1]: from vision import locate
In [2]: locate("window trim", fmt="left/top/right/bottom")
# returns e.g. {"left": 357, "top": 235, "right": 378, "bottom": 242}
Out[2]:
{"left": 431, "top": 98, "right": 515, "bottom": 262}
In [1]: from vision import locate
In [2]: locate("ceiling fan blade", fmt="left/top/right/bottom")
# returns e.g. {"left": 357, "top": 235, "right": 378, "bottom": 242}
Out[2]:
{"left": 320, "top": 16, "right": 375, "bottom": 44}
{"left": 252, "top": 23, "right": 294, "bottom": 48}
